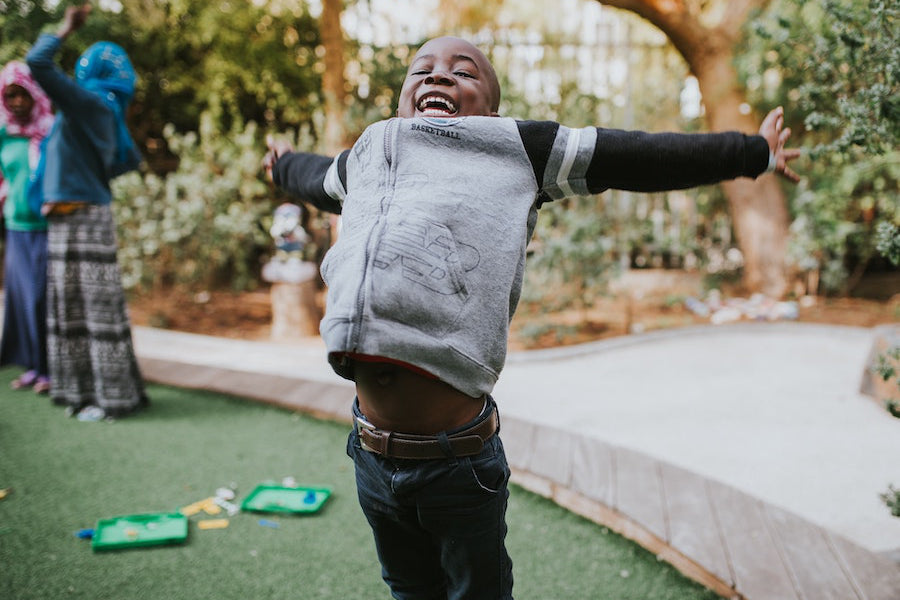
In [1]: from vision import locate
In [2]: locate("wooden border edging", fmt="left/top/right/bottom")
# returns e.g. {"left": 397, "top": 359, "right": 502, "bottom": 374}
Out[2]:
{"left": 510, "top": 468, "right": 742, "bottom": 600}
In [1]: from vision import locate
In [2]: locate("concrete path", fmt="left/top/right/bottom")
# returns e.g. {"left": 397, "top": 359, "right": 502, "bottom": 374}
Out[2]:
{"left": 133, "top": 322, "right": 900, "bottom": 600}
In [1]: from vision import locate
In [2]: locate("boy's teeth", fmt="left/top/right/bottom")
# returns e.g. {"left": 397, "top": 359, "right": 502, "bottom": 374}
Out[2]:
{"left": 418, "top": 95, "right": 456, "bottom": 114}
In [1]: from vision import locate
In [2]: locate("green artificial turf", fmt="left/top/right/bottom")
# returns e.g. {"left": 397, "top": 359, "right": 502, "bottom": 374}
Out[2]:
{"left": 0, "top": 367, "right": 721, "bottom": 600}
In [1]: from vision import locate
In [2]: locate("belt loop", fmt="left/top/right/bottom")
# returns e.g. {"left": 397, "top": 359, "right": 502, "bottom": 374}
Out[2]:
{"left": 488, "top": 395, "right": 499, "bottom": 435}
{"left": 437, "top": 431, "right": 457, "bottom": 465}
{"left": 385, "top": 431, "right": 394, "bottom": 457}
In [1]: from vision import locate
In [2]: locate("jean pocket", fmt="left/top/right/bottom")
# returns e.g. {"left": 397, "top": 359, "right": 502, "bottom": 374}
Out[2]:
{"left": 466, "top": 440, "right": 510, "bottom": 494}
{"left": 346, "top": 429, "right": 359, "bottom": 458}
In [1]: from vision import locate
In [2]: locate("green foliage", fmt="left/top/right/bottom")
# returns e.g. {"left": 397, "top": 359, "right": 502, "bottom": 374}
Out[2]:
{"left": 7, "top": 1, "right": 845, "bottom": 302}
{"left": 2, "top": 2, "right": 331, "bottom": 294}
{"left": 786, "top": 153, "right": 899, "bottom": 292}
{"left": 494, "top": 32, "right": 727, "bottom": 314}
{"left": 881, "top": 485, "right": 900, "bottom": 517}
{"left": 871, "top": 346, "right": 900, "bottom": 419}
{"left": 0, "top": 0, "right": 55, "bottom": 64}
{"left": 112, "top": 114, "right": 274, "bottom": 292}
{"left": 742, "top": 0, "right": 900, "bottom": 294}
{"left": 523, "top": 194, "right": 618, "bottom": 311}
{"left": 875, "top": 221, "right": 900, "bottom": 266}
{"left": 0, "top": 1, "right": 325, "bottom": 170}
{"left": 746, "top": 0, "right": 898, "bottom": 156}
{"left": 114, "top": 0, "right": 324, "bottom": 167}
{"left": 343, "top": 41, "right": 415, "bottom": 131}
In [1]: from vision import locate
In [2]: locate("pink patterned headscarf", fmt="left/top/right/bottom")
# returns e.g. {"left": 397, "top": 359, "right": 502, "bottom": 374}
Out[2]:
{"left": 1, "top": 60, "right": 54, "bottom": 167}
{"left": 0, "top": 61, "right": 54, "bottom": 205}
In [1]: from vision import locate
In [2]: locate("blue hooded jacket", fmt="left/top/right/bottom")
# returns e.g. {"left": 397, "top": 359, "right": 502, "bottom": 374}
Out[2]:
{"left": 26, "top": 34, "right": 140, "bottom": 207}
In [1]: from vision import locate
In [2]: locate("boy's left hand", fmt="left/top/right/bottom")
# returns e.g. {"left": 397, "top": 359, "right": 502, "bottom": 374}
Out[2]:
{"left": 759, "top": 106, "right": 801, "bottom": 182}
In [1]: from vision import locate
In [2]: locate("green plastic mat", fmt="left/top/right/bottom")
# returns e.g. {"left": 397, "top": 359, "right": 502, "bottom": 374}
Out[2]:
{"left": 240, "top": 484, "right": 331, "bottom": 515}
{"left": 92, "top": 512, "right": 189, "bottom": 551}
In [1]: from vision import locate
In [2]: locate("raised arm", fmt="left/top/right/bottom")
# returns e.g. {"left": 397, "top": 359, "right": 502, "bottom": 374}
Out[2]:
{"left": 58, "top": 3, "right": 92, "bottom": 38}
{"left": 25, "top": 4, "right": 96, "bottom": 115}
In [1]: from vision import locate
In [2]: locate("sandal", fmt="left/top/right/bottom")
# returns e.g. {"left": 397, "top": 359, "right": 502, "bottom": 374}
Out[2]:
{"left": 32, "top": 377, "right": 51, "bottom": 395}
{"left": 11, "top": 370, "right": 38, "bottom": 390}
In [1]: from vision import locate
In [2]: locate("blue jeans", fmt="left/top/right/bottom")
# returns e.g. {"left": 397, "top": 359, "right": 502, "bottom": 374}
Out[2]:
{"left": 347, "top": 398, "right": 514, "bottom": 600}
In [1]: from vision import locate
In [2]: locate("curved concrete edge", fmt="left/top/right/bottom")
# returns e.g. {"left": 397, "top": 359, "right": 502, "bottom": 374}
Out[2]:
{"left": 501, "top": 415, "right": 900, "bottom": 600}
{"left": 133, "top": 326, "right": 900, "bottom": 600}
{"left": 137, "top": 355, "right": 354, "bottom": 422}
{"left": 507, "top": 321, "right": 877, "bottom": 364}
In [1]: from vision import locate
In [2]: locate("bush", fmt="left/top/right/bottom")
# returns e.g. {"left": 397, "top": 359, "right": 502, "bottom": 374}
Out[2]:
{"left": 112, "top": 114, "right": 276, "bottom": 292}
{"left": 786, "top": 153, "right": 900, "bottom": 293}
{"left": 881, "top": 485, "right": 900, "bottom": 517}
{"left": 875, "top": 221, "right": 900, "bottom": 266}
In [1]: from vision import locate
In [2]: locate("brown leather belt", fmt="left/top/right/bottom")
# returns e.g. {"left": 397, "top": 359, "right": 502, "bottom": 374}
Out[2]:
{"left": 43, "top": 201, "right": 87, "bottom": 216}
{"left": 355, "top": 409, "right": 498, "bottom": 460}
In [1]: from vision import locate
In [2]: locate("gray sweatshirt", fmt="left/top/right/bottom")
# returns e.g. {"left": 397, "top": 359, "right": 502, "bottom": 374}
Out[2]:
{"left": 273, "top": 116, "right": 771, "bottom": 397}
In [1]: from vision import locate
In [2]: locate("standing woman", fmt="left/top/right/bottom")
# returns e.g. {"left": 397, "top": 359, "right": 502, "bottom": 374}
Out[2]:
{"left": 26, "top": 3, "right": 147, "bottom": 419}
{"left": 0, "top": 61, "right": 55, "bottom": 393}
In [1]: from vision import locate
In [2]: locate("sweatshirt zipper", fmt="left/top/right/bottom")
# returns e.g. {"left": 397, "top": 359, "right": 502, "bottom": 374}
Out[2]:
{"left": 348, "top": 118, "right": 398, "bottom": 354}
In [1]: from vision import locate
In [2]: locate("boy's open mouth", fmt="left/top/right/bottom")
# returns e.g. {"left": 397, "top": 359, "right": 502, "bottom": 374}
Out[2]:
{"left": 416, "top": 94, "right": 457, "bottom": 116}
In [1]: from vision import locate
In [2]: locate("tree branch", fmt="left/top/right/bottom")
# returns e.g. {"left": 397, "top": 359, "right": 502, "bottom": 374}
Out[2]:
{"left": 593, "top": 0, "right": 770, "bottom": 56}
{"left": 592, "top": 0, "right": 707, "bottom": 66}
{"left": 719, "top": 0, "right": 770, "bottom": 38}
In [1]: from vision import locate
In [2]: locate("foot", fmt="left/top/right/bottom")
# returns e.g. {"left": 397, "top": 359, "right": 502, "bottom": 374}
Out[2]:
{"left": 11, "top": 370, "right": 38, "bottom": 390}
{"left": 32, "top": 377, "right": 51, "bottom": 395}
{"left": 76, "top": 405, "right": 107, "bottom": 422}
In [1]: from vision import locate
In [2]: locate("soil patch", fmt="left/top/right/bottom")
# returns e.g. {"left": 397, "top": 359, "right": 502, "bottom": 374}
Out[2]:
{"left": 126, "top": 286, "right": 899, "bottom": 351}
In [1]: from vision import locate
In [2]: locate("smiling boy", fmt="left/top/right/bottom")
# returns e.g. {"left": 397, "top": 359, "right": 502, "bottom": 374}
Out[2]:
{"left": 266, "top": 36, "right": 799, "bottom": 600}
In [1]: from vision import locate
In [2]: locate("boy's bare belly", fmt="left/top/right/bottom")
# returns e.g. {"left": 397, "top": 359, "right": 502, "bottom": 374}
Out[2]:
{"left": 353, "top": 360, "right": 484, "bottom": 435}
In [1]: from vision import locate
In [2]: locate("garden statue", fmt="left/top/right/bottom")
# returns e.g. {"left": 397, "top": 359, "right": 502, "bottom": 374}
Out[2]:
{"left": 263, "top": 202, "right": 316, "bottom": 284}
{"left": 269, "top": 202, "right": 310, "bottom": 258}
{"left": 262, "top": 203, "right": 320, "bottom": 338}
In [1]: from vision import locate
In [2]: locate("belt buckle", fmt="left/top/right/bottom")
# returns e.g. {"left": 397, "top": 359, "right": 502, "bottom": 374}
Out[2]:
{"left": 355, "top": 415, "right": 378, "bottom": 453}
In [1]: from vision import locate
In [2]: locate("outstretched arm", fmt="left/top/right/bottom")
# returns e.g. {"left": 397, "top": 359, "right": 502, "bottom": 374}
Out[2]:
{"left": 264, "top": 135, "right": 345, "bottom": 214}
{"left": 758, "top": 106, "right": 802, "bottom": 182}
{"left": 521, "top": 108, "right": 801, "bottom": 203}
{"left": 262, "top": 135, "right": 294, "bottom": 181}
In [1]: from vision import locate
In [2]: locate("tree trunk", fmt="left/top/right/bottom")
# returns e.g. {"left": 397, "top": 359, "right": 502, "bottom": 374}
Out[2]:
{"left": 594, "top": 0, "right": 791, "bottom": 296}
{"left": 691, "top": 35, "right": 791, "bottom": 296}
{"left": 316, "top": 0, "right": 347, "bottom": 305}
{"left": 320, "top": 0, "right": 347, "bottom": 154}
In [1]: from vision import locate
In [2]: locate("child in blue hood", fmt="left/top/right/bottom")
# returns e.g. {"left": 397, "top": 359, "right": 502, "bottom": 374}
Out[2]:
{"left": 26, "top": 3, "right": 146, "bottom": 420}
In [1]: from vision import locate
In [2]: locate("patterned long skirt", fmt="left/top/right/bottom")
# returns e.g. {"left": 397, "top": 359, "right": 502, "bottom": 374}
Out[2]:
{"left": 0, "top": 229, "right": 49, "bottom": 376}
{"left": 45, "top": 204, "right": 147, "bottom": 416}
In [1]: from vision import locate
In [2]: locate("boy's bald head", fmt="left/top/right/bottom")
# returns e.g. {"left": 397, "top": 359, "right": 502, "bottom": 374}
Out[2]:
{"left": 397, "top": 37, "right": 501, "bottom": 118}
{"left": 416, "top": 37, "right": 501, "bottom": 111}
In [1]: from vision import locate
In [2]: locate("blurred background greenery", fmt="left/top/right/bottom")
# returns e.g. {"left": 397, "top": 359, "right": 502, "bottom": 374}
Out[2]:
{"left": 1, "top": 0, "right": 896, "bottom": 305}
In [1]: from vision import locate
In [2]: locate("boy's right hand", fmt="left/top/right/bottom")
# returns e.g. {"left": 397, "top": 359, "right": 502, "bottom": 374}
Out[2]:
{"left": 263, "top": 135, "right": 294, "bottom": 181}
